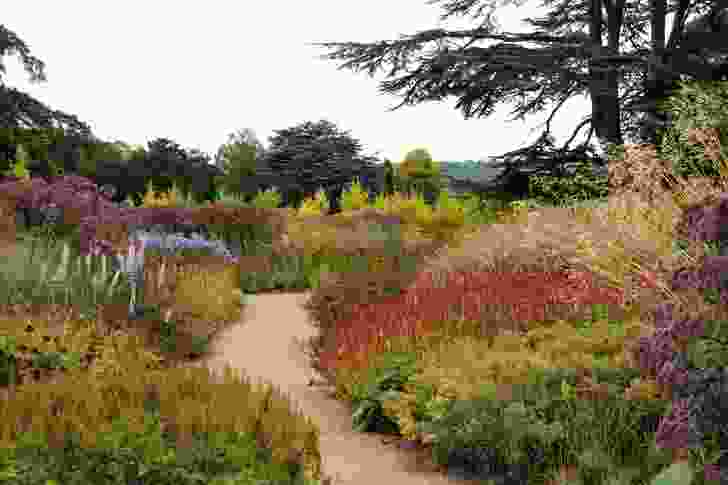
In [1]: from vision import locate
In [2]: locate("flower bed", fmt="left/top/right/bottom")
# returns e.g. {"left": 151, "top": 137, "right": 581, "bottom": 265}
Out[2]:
{"left": 3, "top": 131, "right": 728, "bottom": 485}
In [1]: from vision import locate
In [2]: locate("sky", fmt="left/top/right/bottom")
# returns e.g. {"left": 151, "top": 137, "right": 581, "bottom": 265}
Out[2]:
{"left": 2, "top": 0, "right": 664, "bottom": 166}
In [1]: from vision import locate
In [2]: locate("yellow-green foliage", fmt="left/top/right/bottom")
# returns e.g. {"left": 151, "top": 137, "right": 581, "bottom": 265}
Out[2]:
{"left": 296, "top": 188, "right": 330, "bottom": 217}
{"left": 87, "top": 332, "right": 167, "bottom": 380}
{"left": 433, "top": 189, "right": 466, "bottom": 224}
{"left": 347, "top": 191, "right": 434, "bottom": 241}
{"left": 2, "top": 149, "right": 31, "bottom": 181}
{"left": 339, "top": 177, "right": 369, "bottom": 212}
{"left": 0, "top": 364, "right": 322, "bottom": 483}
{"left": 283, "top": 217, "right": 340, "bottom": 259}
{"left": 165, "top": 260, "right": 243, "bottom": 323}
{"left": 0, "top": 314, "right": 92, "bottom": 359}
{"left": 0, "top": 312, "right": 166, "bottom": 381}
{"left": 140, "top": 180, "right": 197, "bottom": 208}
{"left": 376, "top": 190, "right": 471, "bottom": 244}
{"left": 249, "top": 187, "right": 283, "bottom": 209}
{"left": 364, "top": 316, "right": 652, "bottom": 440}
{"left": 380, "top": 379, "right": 423, "bottom": 440}
{"left": 284, "top": 188, "right": 472, "bottom": 270}
{"left": 382, "top": 191, "right": 433, "bottom": 226}
{"left": 423, "top": 189, "right": 469, "bottom": 243}
{"left": 396, "top": 149, "right": 442, "bottom": 197}
{"left": 142, "top": 179, "right": 177, "bottom": 208}
{"left": 623, "top": 376, "right": 665, "bottom": 402}
{"left": 520, "top": 318, "right": 648, "bottom": 368}
{"left": 399, "top": 316, "right": 650, "bottom": 404}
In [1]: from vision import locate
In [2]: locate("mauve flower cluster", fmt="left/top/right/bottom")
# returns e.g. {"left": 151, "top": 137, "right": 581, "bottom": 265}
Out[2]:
{"left": 631, "top": 301, "right": 705, "bottom": 390}
{"left": 654, "top": 398, "right": 702, "bottom": 450}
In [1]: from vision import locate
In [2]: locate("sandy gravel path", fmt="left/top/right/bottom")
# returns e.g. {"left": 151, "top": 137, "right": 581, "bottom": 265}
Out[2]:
{"left": 182, "top": 292, "right": 474, "bottom": 485}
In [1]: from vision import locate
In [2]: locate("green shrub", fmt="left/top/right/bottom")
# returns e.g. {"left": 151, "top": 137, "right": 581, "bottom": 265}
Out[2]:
{"left": 528, "top": 159, "right": 609, "bottom": 207}
{"left": 250, "top": 187, "right": 283, "bottom": 209}
{"left": 653, "top": 79, "right": 728, "bottom": 181}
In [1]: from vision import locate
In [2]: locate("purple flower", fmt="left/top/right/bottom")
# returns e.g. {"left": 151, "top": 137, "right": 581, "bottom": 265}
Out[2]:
{"left": 655, "top": 399, "right": 700, "bottom": 450}
{"left": 670, "top": 317, "right": 706, "bottom": 340}
{"left": 657, "top": 360, "right": 689, "bottom": 388}
{"left": 704, "top": 463, "right": 724, "bottom": 483}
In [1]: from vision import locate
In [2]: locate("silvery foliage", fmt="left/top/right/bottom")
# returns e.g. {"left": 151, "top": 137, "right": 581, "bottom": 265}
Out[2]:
{"left": 114, "top": 232, "right": 148, "bottom": 317}
{"left": 91, "top": 189, "right": 235, "bottom": 315}
{"left": 111, "top": 228, "right": 237, "bottom": 273}
{"left": 113, "top": 228, "right": 240, "bottom": 318}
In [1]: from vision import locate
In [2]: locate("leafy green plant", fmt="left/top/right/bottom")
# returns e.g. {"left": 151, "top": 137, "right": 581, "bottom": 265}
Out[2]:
{"left": 0, "top": 335, "right": 18, "bottom": 387}
{"left": 528, "top": 159, "right": 609, "bottom": 207}
{"left": 339, "top": 177, "right": 369, "bottom": 212}
{"left": 1, "top": 145, "right": 32, "bottom": 181}
{"left": 4, "top": 410, "right": 315, "bottom": 485}
{"left": 30, "top": 350, "right": 82, "bottom": 371}
{"left": 416, "top": 396, "right": 564, "bottom": 483}
{"left": 249, "top": 187, "right": 283, "bottom": 209}
{"left": 349, "top": 351, "right": 420, "bottom": 434}
{"left": 297, "top": 187, "right": 331, "bottom": 217}
{"left": 647, "top": 462, "right": 694, "bottom": 485}
{"left": 1, "top": 237, "right": 130, "bottom": 308}
{"left": 654, "top": 79, "right": 728, "bottom": 181}
{"left": 306, "top": 263, "right": 331, "bottom": 291}
{"left": 159, "top": 316, "right": 179, "bottom": 354}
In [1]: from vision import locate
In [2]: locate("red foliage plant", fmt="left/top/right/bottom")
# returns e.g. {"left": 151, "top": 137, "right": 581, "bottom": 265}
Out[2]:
{"left": 315, "top": 268, "right": 627, "bottom": 372}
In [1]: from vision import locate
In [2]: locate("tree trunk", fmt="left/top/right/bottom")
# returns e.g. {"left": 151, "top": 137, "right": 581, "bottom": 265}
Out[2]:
{"left": 589, "top": 0, "right": 625, "bottom": 155}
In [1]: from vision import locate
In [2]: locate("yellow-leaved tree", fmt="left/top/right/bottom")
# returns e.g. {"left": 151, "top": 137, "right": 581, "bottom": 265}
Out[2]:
{"left": 397, "top": 147, "right": 443, "bottom": 204}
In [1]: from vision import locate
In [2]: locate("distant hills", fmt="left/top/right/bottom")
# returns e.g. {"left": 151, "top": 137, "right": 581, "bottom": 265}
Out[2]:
{"left": 437, "top": 160, "right": 496, "bottom": 183}
{"left": 437, "top": 157, "right": 608, "bottom": 184}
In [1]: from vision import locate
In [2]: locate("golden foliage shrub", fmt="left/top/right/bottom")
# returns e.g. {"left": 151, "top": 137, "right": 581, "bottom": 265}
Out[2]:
{"left": 144, "top": 255, "right": 243, "bottom": 324}
{"left": 407, "top": 316, "right": 650, "bottom": 404}
{"left": 0, "top": 364, "right": 322, "bottom": 482}
{"left": 296, "top": 188, "right": 330, "bottom": 217}
{"left": 0, "top": 307, "right": 165, "bottom": 386}
{"left": 141, "top": 179, "right": 179, "bottom": 208}
{"left": 339, "top": 177, "right": 370, "bottom": 212}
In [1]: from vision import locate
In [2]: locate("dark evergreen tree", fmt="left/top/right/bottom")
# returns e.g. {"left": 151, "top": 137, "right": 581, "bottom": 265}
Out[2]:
{"left": 258, "top": 119, "right": 383, "bottom": 211}
{"left": 0, "top": 25, "right": 93, "bottom": 137}
{"left": 182, "top": 148, "right": 224, "bottom": 205}
{"left": 383, "top": 158, "right": 396, "bottom": 196}
{"left": 0, "top": 24, "right": 103, "bottom": 183}
{"left": 309, "top": 0, "right": 728, "bottom": 199}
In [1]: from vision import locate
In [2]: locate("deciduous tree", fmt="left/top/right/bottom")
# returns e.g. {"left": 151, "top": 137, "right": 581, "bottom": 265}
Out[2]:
{"left": 398, "top": 147, "right": 444, "bottom": 203}
{"left": 214, "top": 128, "right": 266, "bottom": 201}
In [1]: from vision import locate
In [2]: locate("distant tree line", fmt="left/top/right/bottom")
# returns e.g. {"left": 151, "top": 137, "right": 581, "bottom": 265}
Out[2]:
{"left": 7, "top": 0, "right": 727, "bottom": 212}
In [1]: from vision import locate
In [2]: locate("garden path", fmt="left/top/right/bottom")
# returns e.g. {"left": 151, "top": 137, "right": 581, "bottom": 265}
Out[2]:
{"left": 181, "top": 292, "right": 474, "bottom": 485}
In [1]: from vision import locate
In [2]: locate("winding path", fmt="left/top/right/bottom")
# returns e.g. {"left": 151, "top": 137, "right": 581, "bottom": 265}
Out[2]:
{"left": 182, "top": 292, "right": 475, "bottom": 485}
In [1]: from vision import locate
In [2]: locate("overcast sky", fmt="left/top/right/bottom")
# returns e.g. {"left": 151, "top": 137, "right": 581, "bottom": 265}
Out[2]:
{"left": 4, "top": 0, "right": 650, "bottom": 165}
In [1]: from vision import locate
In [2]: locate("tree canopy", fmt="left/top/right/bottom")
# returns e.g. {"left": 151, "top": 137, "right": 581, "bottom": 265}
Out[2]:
{"left": 214, "top": 128, "right": 266, "bottom": 171}
{"left": 398, "top": 147, "right": 444, "bottom": 203}
{"left": 0, "top": 24, "right": 228, "bottom": 207}
{"left": 256, "top": 119, "right": 384, "bottom": 211}
{"left": 309, "top": 0, "right": 728, "bottom": 198}
{"left": 213, "top": 128, "right": 268, "bottom": 201}
{"left": 0, "top": 24, "right": 93, "bottom": 137}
